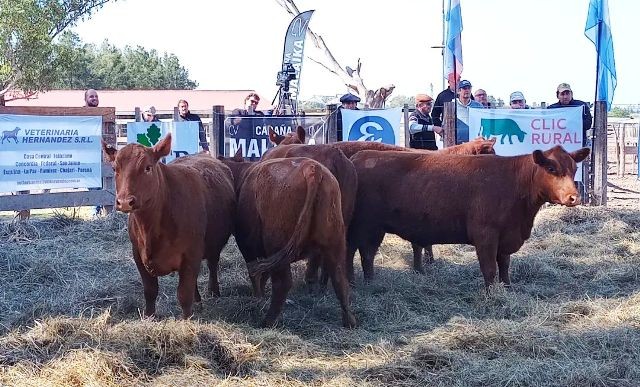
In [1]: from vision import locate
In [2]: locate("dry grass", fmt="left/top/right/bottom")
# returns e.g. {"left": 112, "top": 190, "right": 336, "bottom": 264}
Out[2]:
{"left": 1, "top": 205, "right": 639, "bottom": 386}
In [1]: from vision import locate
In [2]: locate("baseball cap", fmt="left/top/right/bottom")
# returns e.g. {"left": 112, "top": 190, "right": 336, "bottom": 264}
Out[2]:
{"left": 510, "top": 91, "right": 525, "bottom": 102}
{"left": 144, "top": 105, "right": 157, "bottom": 115}
{"left": 458, "top": 80, "right": 472, "bottom": 89}
{"left": 415, "top": 94, "right": 433, "bottom": 103}
{"left": 339, "top": 93, "right": 361, "bottom": 103}
{"left": 557, "top": 83, "right": 572, "bottom": 93}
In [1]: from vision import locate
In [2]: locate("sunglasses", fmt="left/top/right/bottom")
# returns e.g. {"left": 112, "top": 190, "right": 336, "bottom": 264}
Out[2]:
{"left": 249, "top": 100, "right": 259, "bottom": 104}
{"left": 475, "top": 93, "right": 486, "bottom": 97}
{"left": 511, "top": 100, "right": 524, "bottom": 104}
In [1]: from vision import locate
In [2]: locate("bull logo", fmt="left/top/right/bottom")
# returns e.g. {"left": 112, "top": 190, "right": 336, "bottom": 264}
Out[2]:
{"left": 479, "top": 118, "right": 527, "bottom": 144}
{"left": 1, "top": 127, "right": 21, "bottom": 144}
{"left": 347, "top": 116, "right": 396, "bottom": 144}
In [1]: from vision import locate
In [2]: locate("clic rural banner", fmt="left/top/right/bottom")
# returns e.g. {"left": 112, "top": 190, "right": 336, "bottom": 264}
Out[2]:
{"left": 0, "top": 114, "right": 102, "bottom": 192}
{"left": 469, "top": 106, "right": 585, "bottom": 179}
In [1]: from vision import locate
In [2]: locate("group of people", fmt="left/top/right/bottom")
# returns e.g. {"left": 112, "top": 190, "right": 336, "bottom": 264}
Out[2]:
{"left": 406, "top": 80, "right": 593, "bottom": 150}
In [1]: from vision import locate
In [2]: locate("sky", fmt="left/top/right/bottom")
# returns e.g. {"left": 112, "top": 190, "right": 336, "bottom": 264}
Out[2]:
{"left": 72, "top": 0, "right": 638, "bottom": 108}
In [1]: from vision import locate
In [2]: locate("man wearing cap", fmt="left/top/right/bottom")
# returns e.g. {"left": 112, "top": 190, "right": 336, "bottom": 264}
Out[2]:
{"left": 337, "top": 93, "right": 360, "bottom": 141}
{"left": 509, "top": 91, "right": 531, "bottom": 109}
{"left": 408, "top": 94, "right": 442, "bottom": 150}
{"left": 456, "top": 80, "right": 483, "bottom": 144}
{"left": 142, "top": 106, "right": 160, "bottom": 122}
{"left": 547, "top": 83, "right": 592, "bottom": 141}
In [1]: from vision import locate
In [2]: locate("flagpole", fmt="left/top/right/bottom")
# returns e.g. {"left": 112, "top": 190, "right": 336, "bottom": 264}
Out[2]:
{"left": 593, "top": 19, "right": 602, "bottom": 106}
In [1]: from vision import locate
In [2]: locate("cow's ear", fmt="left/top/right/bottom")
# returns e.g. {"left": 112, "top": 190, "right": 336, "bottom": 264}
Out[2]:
{"left": 488, "top": 137, "right": 496, "bottom": 144}
{"left": 152, "top": 133, "right": 172, "bottom": 160}
{"left": 268, "top": 128, "right": 282, "bottom": 145}
{"left": 532, "top": 149, "right": 548, "bottom": 167}
{"left": 296, "top": 126, "right": 306, "bottom": 143}
{"left": 570, "top": 147, "right": 590, "bottom": 163}
{"left": 101, "top": 140, "right": 117, "bottom": 162}
{"left": 232, "top": 148, "right": 244, "bottom": 162}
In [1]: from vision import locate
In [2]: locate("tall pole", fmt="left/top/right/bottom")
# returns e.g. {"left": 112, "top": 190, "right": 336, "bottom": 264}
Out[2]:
{"left": 441, "top": 0, "right": 445, "bottom": 91}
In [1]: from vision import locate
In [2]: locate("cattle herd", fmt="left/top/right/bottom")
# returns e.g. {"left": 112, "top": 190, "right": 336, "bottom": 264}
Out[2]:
{"left": 101, "top": 127, "right": 589, "bottom": 328}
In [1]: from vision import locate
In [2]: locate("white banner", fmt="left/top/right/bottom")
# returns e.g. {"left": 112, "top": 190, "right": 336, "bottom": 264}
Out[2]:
{"left": 341, "top": 108, "right": 403, "bottom": 145}
{"left": 469, "top": 106, "right": 584, "bottom": 179}
{"left": 0, "top": 114, "right": 102, "bottom": 192}
{"left": 127, "top": 121, "right": 199, "bottom": 163}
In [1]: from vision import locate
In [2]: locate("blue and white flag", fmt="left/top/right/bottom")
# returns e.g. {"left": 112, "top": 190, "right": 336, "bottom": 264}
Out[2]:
{"left": 341, "top": 108, "right": 403, "bottom": 145}
{"left": 127, "top": 121, "right": 199, "bottom": 163}
{"left": 444, "top": 0, "right": 463, "bottom": 83}
{"left": 585, "top": 0, "right": 617, "bottom": 111}
{"left": 0, "top": 114, "right": 102, "bottom": 192}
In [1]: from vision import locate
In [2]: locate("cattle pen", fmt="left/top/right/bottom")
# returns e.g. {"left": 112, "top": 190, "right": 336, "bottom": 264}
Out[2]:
{"left": 1, "top": 103, "right": 639, "bottom": 386}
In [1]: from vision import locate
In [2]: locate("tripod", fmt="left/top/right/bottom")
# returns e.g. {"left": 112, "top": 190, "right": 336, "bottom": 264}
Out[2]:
{"left": 271, "top": 82, "right": 297, "bottom": 116}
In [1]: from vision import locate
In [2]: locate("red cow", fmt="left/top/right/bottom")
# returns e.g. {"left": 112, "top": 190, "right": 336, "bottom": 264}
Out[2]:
{"left": 102, "top": 134, "right": 236, "bottom": 318}
{"left": 268, "top": 126, "right": 305, "bottom": 146}
{"left": 332, "top": 137, "right": 497, "bottom": 274}
{"left": 261, "top": 143, "right": 358, "bottom": 285}
{"left": 348, "top": 146, "right": 590, "bottom": 287}
{"left": 221, "top": 155, "right": 357, "bottom": 328}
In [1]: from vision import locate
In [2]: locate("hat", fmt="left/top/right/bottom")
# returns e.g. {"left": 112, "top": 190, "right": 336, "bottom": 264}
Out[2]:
{"left": 509, "top": 91, "right": 525, "bottom": 102}
{"left": 557, "top": 83, "right": 572, "bottom": 93}
{"left": 144, "top": 105, "right": 157, "bottom": 115}
{"left": 458, "top": 80, "right": 472, "bottom": 89}
{"left": 415, "top": 94, "right": 433, "bottom": 103}
{"left": 340, "top": 93, "right": 361, "bottom": 103}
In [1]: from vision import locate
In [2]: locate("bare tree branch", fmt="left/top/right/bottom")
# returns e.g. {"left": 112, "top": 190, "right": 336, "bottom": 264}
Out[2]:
{"left": 275, "top": 0, "right": 394, "bottom": 108}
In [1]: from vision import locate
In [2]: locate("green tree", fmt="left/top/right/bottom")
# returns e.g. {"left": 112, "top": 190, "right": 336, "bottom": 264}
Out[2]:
{"left": 387, "top": 95, "right": 415, "bottom": 108}
{"left": 0, "top": 0, "right": 114, "bottom": 105}
{"left": 609, "top": 106, "right": 631, "bottom": 118}
{"left": 52, "top": 35, "right": 198, "bottom": 90}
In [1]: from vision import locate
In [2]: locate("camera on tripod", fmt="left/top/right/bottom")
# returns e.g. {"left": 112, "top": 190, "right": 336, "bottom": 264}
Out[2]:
{"left": 276, "top": 62, "right": 297, "bottom": 91}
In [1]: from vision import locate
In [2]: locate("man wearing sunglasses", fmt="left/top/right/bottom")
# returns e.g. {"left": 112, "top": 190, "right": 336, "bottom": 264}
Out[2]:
{"left": 408, "top": 94, "right": 442, "bottom": 150}
{"left": 232, "top": 93, "right": 265, "bottom": 117}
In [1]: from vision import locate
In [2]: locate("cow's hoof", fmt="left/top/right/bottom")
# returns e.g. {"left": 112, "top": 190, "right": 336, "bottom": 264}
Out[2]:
{"left": 342, "top": 312, "right": 358, "bottom": 329}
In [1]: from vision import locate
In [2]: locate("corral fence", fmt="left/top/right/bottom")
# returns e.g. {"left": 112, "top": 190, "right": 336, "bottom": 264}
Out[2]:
{"left": 1, "top": 101, "right": 634, "bottom": 215}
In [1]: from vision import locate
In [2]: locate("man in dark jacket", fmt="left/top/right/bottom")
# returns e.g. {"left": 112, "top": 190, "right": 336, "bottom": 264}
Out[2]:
{"left": 177, "top": 99, "right": 209, "bottom": 152}
{"left": 431, "top": 77, "right": 458, "bottom": 126}
{"left": 337, "top": 93, "right": 360, "bottom": 141}
{"left": 547, "top": 83, "right": 592, "bottom": 143}
{"left": 409, "top": 94, "right": 442, "bottom": 150}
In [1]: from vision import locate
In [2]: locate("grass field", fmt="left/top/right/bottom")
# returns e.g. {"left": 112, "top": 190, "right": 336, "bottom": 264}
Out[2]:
{"left": 1, "top": 204, "right": 639, "bottom": 386}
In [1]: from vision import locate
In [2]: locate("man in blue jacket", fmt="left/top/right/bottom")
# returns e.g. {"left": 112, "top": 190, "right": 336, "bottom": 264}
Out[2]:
{"left": 547, "top": 83, "right": 592, "bottom": 144}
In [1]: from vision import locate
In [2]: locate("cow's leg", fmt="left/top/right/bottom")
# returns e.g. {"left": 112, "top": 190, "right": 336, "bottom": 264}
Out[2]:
{"left": 497, "top": 253, "right": 511, "bottom": 287}
{"left": 411, "top": 243, "right": 425, "bottom": 273}
{"left": 323, "top": 252, "right": 357, "bottom": 328}
{"left": 132, "top": 247, "right": 158, "bottom": 317}
{"left": 262, "top": 265, "right": 292, "bottom": 328}
{"left": 304, "top": 253, "right": 320, "bottom": 291}
{"left": 360, "top": 232, "right": 385, "bottom": 282}
{"left": 194, "top": 285, "right": 202, "bottom": 303}
{"left": 345, "top": 241, "right": 358, "bottom": 285}
{"left": 424, "top": 245, "right": 435, "bottom": 264}
{"left": 177, "top": 263, "right": 199, "bottom": 319}
{"left": 475, "top": 241, "right": 499, "bottom": 288}
{"left": 206, "top": 255, "right": 221, "bottom": 297}
{"left": 500, "top": 134, "right": 506, "bottom": 144}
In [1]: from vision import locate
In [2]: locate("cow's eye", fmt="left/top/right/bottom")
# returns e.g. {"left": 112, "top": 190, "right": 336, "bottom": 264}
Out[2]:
{"left": 546, "top": 165, "right": 556, "bottom": 174}
{"left": 144, "top": 165, "right": 152, "bottom": 173}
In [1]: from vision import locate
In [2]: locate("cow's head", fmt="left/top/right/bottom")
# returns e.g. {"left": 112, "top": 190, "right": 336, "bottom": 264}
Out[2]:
{"left": 102, "top": 134, "right": 172, "bottom": 213}
{"left": 532, "top": 145, "right": 590, "bottom": 206}
{"left": 471, "top": 137, "right": 497, "bottom": 154}
{"left": 268, "top": 125, "right": 305, "bottom": 145}
{"left": 218, "top": 149, "right": 252, "bottom": 190}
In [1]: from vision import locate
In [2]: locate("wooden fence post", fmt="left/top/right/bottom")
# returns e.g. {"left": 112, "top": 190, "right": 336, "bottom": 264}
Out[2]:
{"left": 403, "top": 104, "right": 410, "bottom": 147}
{"left": 592, "top": 101, "right": 607, "bottom": 206}
{"left": 212, "top": 105, "right": 225, "bottom": 157}
{"left": 326, "top": 104, "right": 339, "bottom": 143}
{"left": 442, "top": 101, "right": 456, "bottom": 148}
{"left": 134, "top": 107, "right": 141, "bottom": 122}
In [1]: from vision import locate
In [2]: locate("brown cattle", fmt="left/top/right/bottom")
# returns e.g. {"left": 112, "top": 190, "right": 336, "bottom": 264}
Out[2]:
{"left": 102, "top": 134, "right": 235, "bottom": 318}
{"left": 348, "top": 145, "right": 590, "bottom": 287}
{"left": 332, "top": 137, "right": 496, "bottom": 274}
{"left": 331, "top": 136, "right": 496, "bottom": 159}
{"left": 221, "top": 155, "right": 356, "bottom": 328}
{"left": 268, "top": 125, "right": 305, "bottom": 145}
{"left": 261, "top": 143, "right": 358, "bottom": 285}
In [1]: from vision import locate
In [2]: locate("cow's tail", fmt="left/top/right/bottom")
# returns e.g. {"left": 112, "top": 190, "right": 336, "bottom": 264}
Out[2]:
{"left": 246, "top": 161, "right": 322, "bottom": 277}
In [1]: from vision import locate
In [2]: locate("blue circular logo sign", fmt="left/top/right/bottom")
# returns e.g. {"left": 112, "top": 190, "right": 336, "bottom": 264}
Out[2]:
{"left": 347, "top": 116, "right": 396, "bottom": 143}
